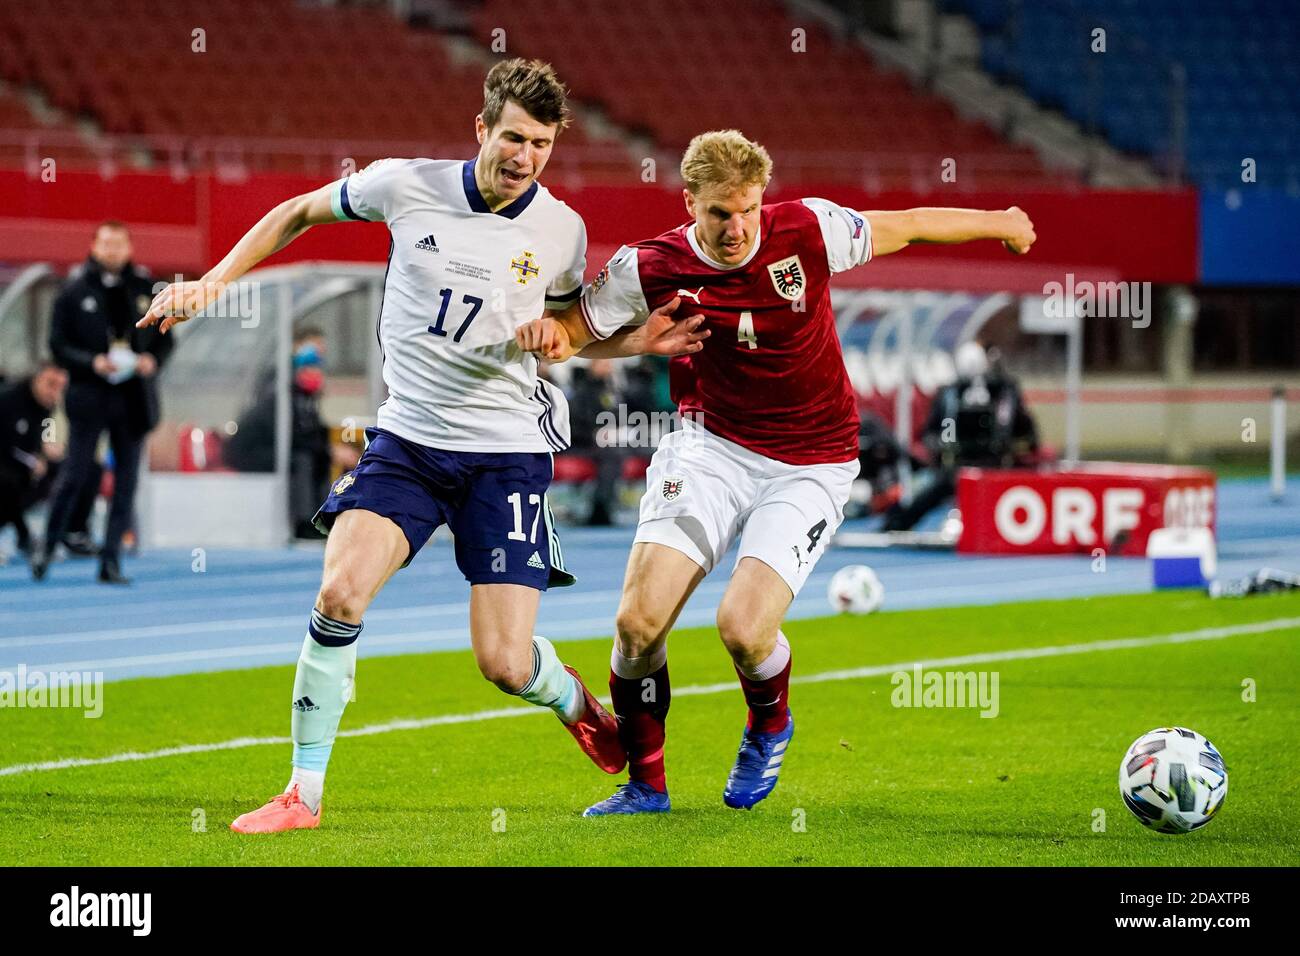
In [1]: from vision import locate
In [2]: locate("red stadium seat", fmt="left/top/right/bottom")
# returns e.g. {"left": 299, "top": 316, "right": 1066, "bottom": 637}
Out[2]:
{"left": 0, "top": 0, "right": 1064, "bottom": 186}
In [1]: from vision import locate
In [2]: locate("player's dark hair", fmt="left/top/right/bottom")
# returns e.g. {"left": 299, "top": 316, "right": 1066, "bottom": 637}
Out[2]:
{"left": 481, "top": 58, "right": 571, "bottom": 132}
{"left": 293, "top": 324, "right": 325, "bottom": 345}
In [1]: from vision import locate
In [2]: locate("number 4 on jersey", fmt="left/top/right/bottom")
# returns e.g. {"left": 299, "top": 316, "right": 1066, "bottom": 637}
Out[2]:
{"left": 737, "top": 311, "right": 758, "bottom": 350}
{"left": 806, "top": 518, "right": 827, "bottom": 553}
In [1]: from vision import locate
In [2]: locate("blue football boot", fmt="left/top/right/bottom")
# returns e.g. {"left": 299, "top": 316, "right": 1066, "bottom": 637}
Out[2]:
{"left": 723, "top": 711, "right": 794, "bottom": 809}
{"left": 582, "top": 781, "right": 671, "bottom": 817}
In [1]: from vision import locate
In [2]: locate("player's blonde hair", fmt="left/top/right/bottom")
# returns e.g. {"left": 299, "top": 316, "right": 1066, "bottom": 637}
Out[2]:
{"left": 679, "top": 130, "right": 773, "bottom": 195}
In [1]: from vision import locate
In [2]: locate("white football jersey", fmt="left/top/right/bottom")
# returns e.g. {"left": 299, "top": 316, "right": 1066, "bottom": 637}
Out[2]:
{"left": 330, "top": 158, "right": 585, "bottom": 452}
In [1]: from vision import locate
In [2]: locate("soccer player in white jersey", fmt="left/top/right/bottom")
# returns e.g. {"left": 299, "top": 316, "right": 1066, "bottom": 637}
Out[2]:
{"left": 517, "top": 130, "right": 1035, "bottom": 814}
{"left": 138, "top": 60, "right": 706, "bottom": 833}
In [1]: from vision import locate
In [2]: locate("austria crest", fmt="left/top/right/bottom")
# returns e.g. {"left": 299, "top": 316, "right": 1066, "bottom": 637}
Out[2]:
{"left": 661, "top": 476, "right": 685, "bottom": 500}
{"left": 767, "top": 255, "right": 805, "bottom": 301}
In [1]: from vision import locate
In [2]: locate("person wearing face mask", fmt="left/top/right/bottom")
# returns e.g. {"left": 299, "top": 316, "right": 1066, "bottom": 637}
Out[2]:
{"left": 32, "top": 220, "right": 174, "bottom": 585}
{"left": 286, "top": 332, "right": 339, "bottom": 538}
{"left": 224, "top": 327, "right": 360, "bottom": 538}
{"left": 880, "top": 341, "right": 1039, "bottom": 532}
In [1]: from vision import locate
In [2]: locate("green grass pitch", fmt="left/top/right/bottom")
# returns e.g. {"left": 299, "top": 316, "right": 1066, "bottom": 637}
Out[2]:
{"left": 1, "top": 590, "right": 1297, "bottom": 865}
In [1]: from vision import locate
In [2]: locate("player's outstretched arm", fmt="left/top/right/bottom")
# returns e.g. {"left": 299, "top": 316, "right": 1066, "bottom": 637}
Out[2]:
{"left": 516, "top": 297, "right": 709, "bottom": 362}
{"left": 137, "top": 183, "right": 342, "bottom": 333}
{"left": 579, "top": 297, "right": 710, "bottom": 359}
{"left": 866, "top": 206, "right": 1035, "bottom": 257}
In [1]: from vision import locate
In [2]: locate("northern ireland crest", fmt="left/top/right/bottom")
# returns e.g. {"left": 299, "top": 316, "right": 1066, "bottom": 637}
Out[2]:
{"left": 510, "top": 250, "right": 540, "bottom": 285}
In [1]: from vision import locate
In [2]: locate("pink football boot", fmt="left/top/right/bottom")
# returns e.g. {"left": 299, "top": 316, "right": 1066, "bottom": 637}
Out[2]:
{"left": 230, "top": 784, "right": 321, "bottom": 833}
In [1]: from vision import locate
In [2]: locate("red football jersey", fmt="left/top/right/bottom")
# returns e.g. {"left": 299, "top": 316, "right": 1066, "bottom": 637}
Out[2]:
{"left": 580, "top": 198, "right": 873, "bottom": 465}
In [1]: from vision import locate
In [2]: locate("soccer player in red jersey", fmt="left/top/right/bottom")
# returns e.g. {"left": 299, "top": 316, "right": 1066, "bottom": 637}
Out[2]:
{"left": 516, "top": 129, "right": 1035, "bottom": 814}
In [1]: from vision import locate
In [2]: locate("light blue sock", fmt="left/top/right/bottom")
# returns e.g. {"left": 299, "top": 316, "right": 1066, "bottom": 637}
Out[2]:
{"left": 517, "top": 635, "right": 583, "bottom": 723}
{"left": 290, "top": 610, "right": 362, "bottom": 780}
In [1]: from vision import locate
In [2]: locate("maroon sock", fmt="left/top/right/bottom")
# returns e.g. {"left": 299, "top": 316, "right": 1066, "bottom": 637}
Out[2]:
{"left": 609, "top": 663, "right": 670, "bottom": 792}
{"left": 736, "top": 657, "right": 792, "bottom": 734}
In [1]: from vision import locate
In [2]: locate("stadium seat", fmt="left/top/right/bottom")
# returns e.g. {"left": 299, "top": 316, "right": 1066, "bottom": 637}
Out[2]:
{"left": 946, "top": 0, "right": 1300, "bottom": 187}
{"left": 463, "top": 0, "right": 1063, "bottom": 187}
{"left": 0, "top": 0, "right": 1063, "bottom": 186}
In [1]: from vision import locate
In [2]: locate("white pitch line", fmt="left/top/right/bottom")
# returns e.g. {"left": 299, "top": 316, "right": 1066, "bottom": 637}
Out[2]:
{"left": 2, "top": 615, "right": 1296, "bottom": 778}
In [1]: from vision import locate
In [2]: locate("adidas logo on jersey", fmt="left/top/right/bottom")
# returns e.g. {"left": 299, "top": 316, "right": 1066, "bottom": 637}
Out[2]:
{"left": 292, "top": 696, "right": 319, "bottom": 713}
{"left": 415, "top": 234, "right": 440, "bottom": 253}
{"left": 527, "top": 551, "right": 545, "bottom": 570}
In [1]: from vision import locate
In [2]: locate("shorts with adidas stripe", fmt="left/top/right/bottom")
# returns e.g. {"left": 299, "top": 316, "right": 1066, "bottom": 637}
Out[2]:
{"left": 314, "top": 426, "right": 572, "bottom": 590}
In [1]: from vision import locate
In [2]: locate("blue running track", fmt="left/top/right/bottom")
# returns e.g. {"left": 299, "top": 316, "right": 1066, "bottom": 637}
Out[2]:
{"left": 1, "top": 479, "right": 1295, "bottom": 683}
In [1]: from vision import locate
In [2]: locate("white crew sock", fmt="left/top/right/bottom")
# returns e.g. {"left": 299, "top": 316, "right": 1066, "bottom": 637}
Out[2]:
{"left": 287, "top": 767, "right": 325, "bottom": 813}
{"left": 611, "top": 642, "right": 667, "bottom": 679}
{"left": 738, "top": 630, "right": 791, "bottom": 681}
{"left": 517, "top": 635, "right": 584, "bottom": 723}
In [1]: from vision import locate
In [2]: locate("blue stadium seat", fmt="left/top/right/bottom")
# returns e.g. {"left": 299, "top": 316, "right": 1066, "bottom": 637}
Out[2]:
{"left": 946, "top": 0, "right": 1299, "bottom": 187}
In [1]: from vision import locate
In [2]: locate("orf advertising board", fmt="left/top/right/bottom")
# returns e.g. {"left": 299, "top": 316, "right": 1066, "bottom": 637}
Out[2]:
{"left": 956, "top": 463, "right": 1216, "bottom": 555}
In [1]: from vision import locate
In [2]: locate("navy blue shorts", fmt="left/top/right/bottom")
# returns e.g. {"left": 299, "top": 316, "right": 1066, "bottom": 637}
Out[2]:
{"left": 313, "top": 427, "right": 573, "bottom": 590}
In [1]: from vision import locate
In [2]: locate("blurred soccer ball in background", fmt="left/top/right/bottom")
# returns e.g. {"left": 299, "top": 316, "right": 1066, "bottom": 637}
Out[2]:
{"left": 1118, "top": 727, "right": 1228, "bottom": 833}
{"left": 827, "top": 564, "right": 884, "bottom": 614}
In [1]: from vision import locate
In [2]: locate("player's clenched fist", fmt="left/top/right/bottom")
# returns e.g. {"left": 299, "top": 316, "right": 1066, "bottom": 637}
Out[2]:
{"left": 137, "top": 280, "right": 222, "bottom": 333}
{"left": 1001, "top": 206, "right": 1036, "bottom": 255}
{"left": 516, "top": 317, "right": 571, "bottom": 360}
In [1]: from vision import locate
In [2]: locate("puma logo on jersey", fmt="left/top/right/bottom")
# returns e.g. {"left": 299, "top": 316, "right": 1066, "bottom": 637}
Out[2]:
{"left": 677, "top": 287, "right": 704, "bottom": 304}
{"left": 415, "top": 234, "right": 440, "bottom": 252}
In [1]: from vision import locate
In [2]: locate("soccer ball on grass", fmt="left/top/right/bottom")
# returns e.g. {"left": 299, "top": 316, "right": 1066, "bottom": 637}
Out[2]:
{"left": 1118, "top": 727, "right": 1227, "bottom": 833}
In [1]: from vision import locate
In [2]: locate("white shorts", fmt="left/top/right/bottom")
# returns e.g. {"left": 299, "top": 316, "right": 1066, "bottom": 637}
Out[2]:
{"left": 633, "top": 421, "right": 858, "bottom": 596}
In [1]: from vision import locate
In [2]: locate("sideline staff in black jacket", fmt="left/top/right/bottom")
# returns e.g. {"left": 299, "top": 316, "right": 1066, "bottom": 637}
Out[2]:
{"left": 0, "top": 364, "right": 64, "bottom": 552}
{"left": 0, "top": 365, "right": 102, "bottom": 558}
{"left": 33, "top": 221, "right": 173, "bottom": 585}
